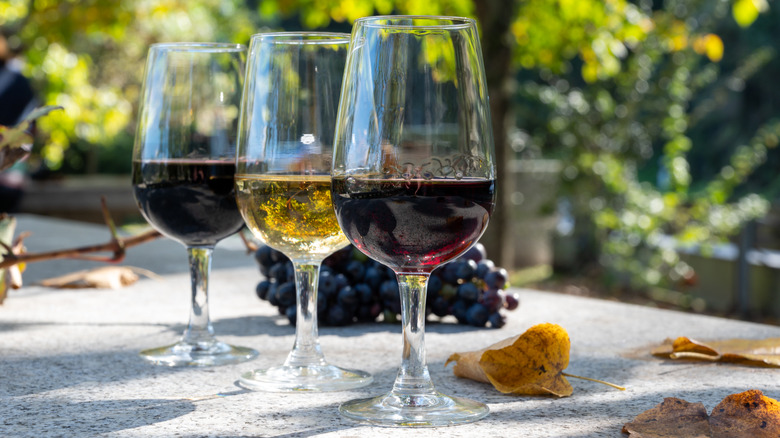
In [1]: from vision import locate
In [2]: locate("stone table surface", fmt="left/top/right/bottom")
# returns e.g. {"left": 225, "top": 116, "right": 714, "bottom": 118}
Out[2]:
{"left": 2, "top": 214, "right": 780, "bottom": 437}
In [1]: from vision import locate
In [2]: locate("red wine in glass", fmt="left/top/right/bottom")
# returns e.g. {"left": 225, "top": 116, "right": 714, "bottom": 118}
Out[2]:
{"left": 332, "top": 177, "right": 495, "bottom": 273}
{"left": 133, "top": 159, "right": 244, "bottom": 246}
{"left": 131, "top": 42, "right": 256, "bottom": 367}
{"left": 332, "top": 16, "right": 496, "bottom": 426}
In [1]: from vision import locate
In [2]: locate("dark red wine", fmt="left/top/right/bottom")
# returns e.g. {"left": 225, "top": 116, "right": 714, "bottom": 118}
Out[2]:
{"left": 133, "top": 160, "right": 244, "bottom": 246}
{"left": 332, "top": 177, "right": 495, "bottom": 273}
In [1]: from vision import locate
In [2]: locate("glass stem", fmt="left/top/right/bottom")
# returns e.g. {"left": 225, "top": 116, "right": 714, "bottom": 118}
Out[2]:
{"left": 392, "top": 273, "right": 436, "bottom": 396}
{"left": 181, "top": 246, "right": 216, "bottom": 345}
{"left": 285, "top": 261, "right": 327, "bottom": 367}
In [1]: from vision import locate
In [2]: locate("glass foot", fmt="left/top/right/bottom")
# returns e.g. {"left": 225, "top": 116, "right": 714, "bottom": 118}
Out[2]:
{"left": 239, "top": 364, "right": 373, "bottom": 392}
{"left": 339, "top": 391, "right": 489, "bottom": 427}
{"left": 140, "top": 340, "right": 258, "bottom": 367}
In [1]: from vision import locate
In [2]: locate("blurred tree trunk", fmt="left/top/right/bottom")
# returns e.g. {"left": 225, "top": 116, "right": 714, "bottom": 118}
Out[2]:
{"left": 474, "top": 1, "right": 519, "bottom": 268}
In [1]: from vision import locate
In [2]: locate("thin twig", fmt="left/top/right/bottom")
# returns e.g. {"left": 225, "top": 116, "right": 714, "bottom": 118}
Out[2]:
{"left": 0, "top": 228, "right": 162, "bottom": 269}
{"left": 238, "top": 228, "right": 258, "bottom": 253}
{"left": 0, "top": 198, "right": 162, "bottom": 269}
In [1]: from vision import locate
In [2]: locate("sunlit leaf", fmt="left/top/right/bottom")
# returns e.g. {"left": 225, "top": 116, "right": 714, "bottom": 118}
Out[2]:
{"left": 732, "top": 0, "right": 768, "bottom": 28}
{"left": 0, "top": 105, "right": 62, "bottom": 171}
{"left": 693, "top": 34, "right": 724, "bottom": 62}
{"left": 0, "top": 215, "right": 15, "bottom": 303}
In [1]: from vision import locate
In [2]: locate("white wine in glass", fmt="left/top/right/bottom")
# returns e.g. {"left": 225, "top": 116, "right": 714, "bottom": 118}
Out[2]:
{"left": 235, "top": 33, "right": 372, "bottom": 392}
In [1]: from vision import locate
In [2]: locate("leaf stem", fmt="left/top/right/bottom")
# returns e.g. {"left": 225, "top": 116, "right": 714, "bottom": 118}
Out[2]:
{"left": 562, "top": 372, "right": 626, "bottom": 391}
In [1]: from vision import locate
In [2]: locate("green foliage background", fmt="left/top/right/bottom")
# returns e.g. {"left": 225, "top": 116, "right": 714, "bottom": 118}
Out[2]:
{"left": 1, "top": 0, "right": 778, "bottom": 292}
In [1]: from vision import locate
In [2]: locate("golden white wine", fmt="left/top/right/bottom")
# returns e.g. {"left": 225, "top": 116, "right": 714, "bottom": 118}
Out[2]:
{"left": 235, "top": 174, "right": 349, "bottom": 261}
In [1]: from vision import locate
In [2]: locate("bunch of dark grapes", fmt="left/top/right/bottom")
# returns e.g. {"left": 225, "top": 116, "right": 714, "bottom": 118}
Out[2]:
{"left": 253, "top": 243, "right": 519, "bottom": 328}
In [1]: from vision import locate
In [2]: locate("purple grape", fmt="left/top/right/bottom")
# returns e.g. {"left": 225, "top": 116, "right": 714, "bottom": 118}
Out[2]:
{"left": 427, "top": 275, "right": 443, "bottom": 295}
{"left": 363, "top": 266, "right": 385, "bottom": 289}
{"left": 268, "top": 263, "right": 287, "bottom": 283}
{"left": 504, "top": 292, "right": 520, "bottom": 310}
{"left": 475, "top": 259, "right": 495, "bottom": 279}
{"left": 480, "top": 288, "right": 504, "bottom": 313}
{"left": 337, "top": 286, "right": 359, "bottom": 309}
{"left": 484, "top": 267, "right": 509, "bottom": 289}
{"left": 255, "top": 245, "right": 274, "bottom": 267}
{"left": 317, "top": 292, "right": 327, "bottom": 313}
{"left": 462, "top": 243, "right": 486, "bottom": 263}
{"left": 285, "top": 306, "right": 297, "bottom": 325}
{"left": 354, "top": 283, "right": 373, "bottom": 304}
{"left": 441, "top": 262, "right": 460, "bottom": 284}
{"left": 345, "top": 259, "right": 366, "bottom": 282}
{"left": 318, "top": 271, "right": 337, "bottom": 297}
{"left": 267, "top": 284, "right": 280, "bottom": 306}
{"left": 285, "top": 262, "right": 295, "bottom": 282}
{"left": 430, "top": 296, "right": 450, "bottom": 317}
{"left": 275, "top": 282, "right": 296, "bottom": 308}
{"left": 456, "top": 259, "right": 478, "bottom": 280}
{"left": 457, "top": 282, "right": 480, "bottom": 302}
{"left": 334, "top": 273, "right": 349, "bottom": 289}
{"left": 326, "top": 304, "right": 352, "bottom": 326}
{"left": 488, "top": 312, "right": 505, "bottom": 328}
{"left": 256, "top": 280, "right": 272, "bottom": 300}
{"left": 451, "top": 300, "right": 469, "bottom": 324}
{"left": 380, "top": 279, "right": 399, "bottom": 302}
{"left": 465, "top": 303, "right": 489, "bottom": 327}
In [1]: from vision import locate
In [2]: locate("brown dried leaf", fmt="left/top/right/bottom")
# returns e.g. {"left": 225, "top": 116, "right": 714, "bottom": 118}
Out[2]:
{"left": 622, "top": 397, "right": 711, "bottom": 437}
{"left": 652, "top": 337, "right": 780, "bottom": 367}
{"left": 622, "top": 390, "right": 780, "bottom": 437}
{"left": 38, "top": 266, "right": 153, "bottom": 289}
{"left": 709, "top": 390, "right": 780, "bottom": 437}
{"left": 446, "top": 323, "right": 573, "bottom": 397}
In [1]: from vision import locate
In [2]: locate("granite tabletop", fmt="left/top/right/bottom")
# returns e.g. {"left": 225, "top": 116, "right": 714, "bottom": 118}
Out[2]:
{"left": 2, "top": 214, "right": 780, "bottom": 437}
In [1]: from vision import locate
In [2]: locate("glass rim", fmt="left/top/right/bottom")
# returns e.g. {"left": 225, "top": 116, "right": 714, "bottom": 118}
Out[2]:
{"left": 149, "top": 42, "right": 245, "bottom": 52}
{"left": 250, "top": 32, "right": 351, "bottom": 45}
{"left": 355, "top": 15, "right": 475, "bottom": 30}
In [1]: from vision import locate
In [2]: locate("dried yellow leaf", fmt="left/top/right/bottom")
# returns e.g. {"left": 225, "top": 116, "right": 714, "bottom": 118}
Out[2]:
{"left": 653, "top": 336, "right": 780, "bottom": 367}
{"left": 39, "top": 266, "right": 156, "bottom": 289}
{"left": 446, "top": 323, "right": 573, "bottom": 397}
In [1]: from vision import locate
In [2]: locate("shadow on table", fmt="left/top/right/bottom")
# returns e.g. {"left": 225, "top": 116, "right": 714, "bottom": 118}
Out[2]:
{"left": 214, "top": 313, "right": 493, "bottom": 338}
{"left": 252, "top": 369, "right": 769, "bottom": 438}
{"left": 4, "top": 397, "right": 197, "bottom": 435}
{"left": 0, "top": 350, "right": 199, "bottom": 398}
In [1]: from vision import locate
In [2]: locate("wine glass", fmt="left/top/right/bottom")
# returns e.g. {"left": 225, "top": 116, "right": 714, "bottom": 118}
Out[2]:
{"left": 235, "top": 33, "right": 372, "bottom": 391}
{"left": 332, "top": 16, "right": 496, "bottom": 425}
{"left": 132, "top": 43, "right": 259, "bottom": 367}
